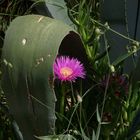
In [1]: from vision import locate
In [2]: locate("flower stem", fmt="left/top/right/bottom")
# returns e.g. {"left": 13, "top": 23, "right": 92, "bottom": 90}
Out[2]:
{"left": 92, "top": 19, "right": 139, "bottom": 43}
{"left": 60, "top": 84, "right": 65, "bottom": 117}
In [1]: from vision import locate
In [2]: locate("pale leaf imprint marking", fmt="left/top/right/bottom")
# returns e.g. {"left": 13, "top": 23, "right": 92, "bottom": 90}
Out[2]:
{"left": 35, "top": 57, "right": 44, "bottom": 67}
{"left": 47, "top": 54, "right": 51, "bottom": 57}
{"left": 22, "top": 38, "right": 27, "bottom": 46}
{"left": 37, "top": 16, "right": 44, "bottom": 23}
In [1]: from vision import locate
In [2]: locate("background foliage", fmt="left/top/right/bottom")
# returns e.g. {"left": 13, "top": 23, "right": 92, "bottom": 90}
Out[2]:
{"left": 1, "top": 0, "right": 140, "bottom": 140}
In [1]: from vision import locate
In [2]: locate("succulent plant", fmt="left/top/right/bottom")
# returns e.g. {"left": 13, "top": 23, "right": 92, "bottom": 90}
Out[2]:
{"left": 1, "top": 15, "right": 87, "bottom": 140}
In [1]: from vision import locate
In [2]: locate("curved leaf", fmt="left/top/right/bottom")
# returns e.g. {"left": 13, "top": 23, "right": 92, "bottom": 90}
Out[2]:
{"left": 45, "top": 0, "right": 73, "bottom": 26}
{"left": 1, "top": 15, "right": 87, "bottom": 140}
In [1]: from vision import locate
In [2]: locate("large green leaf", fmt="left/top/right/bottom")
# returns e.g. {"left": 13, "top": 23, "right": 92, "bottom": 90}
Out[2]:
{"left": 45, "top": 0, "right": 73, "bottom": 26}
{"left": 1, "top": 15, "right": 87, "bottom": 140}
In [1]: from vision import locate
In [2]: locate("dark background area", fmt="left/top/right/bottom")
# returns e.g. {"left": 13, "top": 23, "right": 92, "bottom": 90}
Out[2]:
{"left": 100, "top": 0, "right": 140, "bottom": 73}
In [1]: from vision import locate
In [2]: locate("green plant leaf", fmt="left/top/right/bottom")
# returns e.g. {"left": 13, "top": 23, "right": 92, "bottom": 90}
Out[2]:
{"left": 80, "top": 127, "right": 90, "bottom": 140}
{"left": 35, "top": 134, "right": 76, "bottom": 140}
{"left": 92, "top": 130, "right": 96, "bottom": 140}
{"left": 45, "top": 0, "right": 73, "bottom": 26}
{"left": 111, "top": 41, "right": 140, "bottom": 67}
{"left": 112, "top": 51, "right": 134, "bottom": 66}
{"left": 96, "top": 104, "right": 101, "bottom": 123}
{"left": 101, "top": 122, "right": 110, "bottom": 125}
{"left": 1, "top": 15, "right": 87, "bottom": 140}
{"left": 132, "top": 57, "right": 140, "bottom": 85}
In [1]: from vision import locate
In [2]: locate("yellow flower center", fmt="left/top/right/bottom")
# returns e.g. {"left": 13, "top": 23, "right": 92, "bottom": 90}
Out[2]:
{"left": 60, "top": 67, "right": 73, "bottom": 78}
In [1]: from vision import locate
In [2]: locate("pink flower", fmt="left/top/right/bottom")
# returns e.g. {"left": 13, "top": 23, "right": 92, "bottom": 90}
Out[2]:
{"left": 53, "top": 56, "right": 86, "bottom": 82}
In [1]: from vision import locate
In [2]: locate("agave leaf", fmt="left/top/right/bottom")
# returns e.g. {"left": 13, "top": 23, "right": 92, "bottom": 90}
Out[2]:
{"left": 45, "top": 0, "right": 73, "bottom": 26}
{"left": 1, "top": 15, "right": 87, "bottom": 140}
